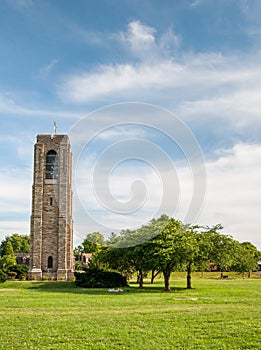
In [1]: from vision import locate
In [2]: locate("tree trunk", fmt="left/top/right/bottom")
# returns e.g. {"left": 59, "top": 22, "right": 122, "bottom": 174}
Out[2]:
{"left": 151, "top": 270, "right": 160, "bottom": 284}
{"left": 151, "top": 270, "right": 155, "bottom": 284}
{"left": 186, "top": 262, "right": 192, "bottom": 289}
{"left": 138, "top": 269, "right": 144, "bottom": 288}
{"left": 163, "top": 269, "right": 171, "bottom": 291}
{"left": 136, "top": 272, "right": 140, "bottom": 284}
{"left": 248, "top": 271, "right": 251, "bottom": 278}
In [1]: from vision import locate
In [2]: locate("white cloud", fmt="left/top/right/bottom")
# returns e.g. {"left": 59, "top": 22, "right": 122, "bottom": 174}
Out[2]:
{"left": 0, "top": 171, "right": 31, "bottom": 214}
{"left": 93, "top": 126, "right": 148, "bottom": 141}
{"left": 198, "top": 143, "right": 261, "bottom": 249}
{"left": 0, "top": 170, "right": 31, "bottom": 240}
{"left": 58, "top": 45, "right": 261, "bottom": 129}
{"left": 58, "top": 20, "right": 184, "bottom": 102}
{"left": 118, "top": 20, "right": 157, "bottom": 60}
{"left": 180, "top": 87, "right": 261, "bottom": 127}
{"left": 57, "top": 59, "right": 183, "bottom": 102}
{"left": 72, "top": 142, "right": 261, "bottom": 249}
{"left": 0, "top": 221, "right": 30, "bottom": 239}
{"left": 57, "top": 20, "right": 261, "bottom": 136}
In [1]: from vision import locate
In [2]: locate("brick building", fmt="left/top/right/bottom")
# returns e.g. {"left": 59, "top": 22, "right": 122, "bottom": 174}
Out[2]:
{"left": 29, "top": 134, "right": 74, "bottom": 280}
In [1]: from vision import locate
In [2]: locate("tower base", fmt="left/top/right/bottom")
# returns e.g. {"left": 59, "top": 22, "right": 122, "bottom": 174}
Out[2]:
{"left": 28, "top": 269, "right": 74, "bottom": 281}
{"left": 29, "top": 268, "right": 42, "bottom": 280}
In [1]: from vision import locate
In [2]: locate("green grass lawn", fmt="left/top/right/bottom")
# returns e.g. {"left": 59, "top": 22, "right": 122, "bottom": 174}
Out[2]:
{"left": 0, "top": 276, "right": 260, "bottom": 350}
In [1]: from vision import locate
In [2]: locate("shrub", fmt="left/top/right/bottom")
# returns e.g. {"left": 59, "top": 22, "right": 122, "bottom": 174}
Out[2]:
{"left": 74, "top": 267, "right": 127, "bottom": 288}
{"left": 8, "top": 271, "right": 17, "bottom": 280}
{"left": 9, "top": 264, "right": 29, "bottom": 280}
{"left": 0, "top": 269, "right": 7, "bottom": 283}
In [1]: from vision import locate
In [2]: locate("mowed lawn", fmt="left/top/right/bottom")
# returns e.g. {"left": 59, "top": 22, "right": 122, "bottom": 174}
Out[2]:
{"left": 0, "top": 277, "right": 260, "bottom": 350}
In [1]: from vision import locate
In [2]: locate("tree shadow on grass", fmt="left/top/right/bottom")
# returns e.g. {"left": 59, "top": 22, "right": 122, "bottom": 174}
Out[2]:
{"left": 28, "top": 281, "right": 187, "bottom": 295}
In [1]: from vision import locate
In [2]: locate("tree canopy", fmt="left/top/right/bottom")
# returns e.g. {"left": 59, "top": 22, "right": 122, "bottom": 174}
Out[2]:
{"left": 0, "top": 234, "right": 30, "bottom": 256}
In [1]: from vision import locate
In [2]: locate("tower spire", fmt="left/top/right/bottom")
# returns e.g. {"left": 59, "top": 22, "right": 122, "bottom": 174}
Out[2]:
{"left": 54, "top": 120, "right": 57, "bottom": 135}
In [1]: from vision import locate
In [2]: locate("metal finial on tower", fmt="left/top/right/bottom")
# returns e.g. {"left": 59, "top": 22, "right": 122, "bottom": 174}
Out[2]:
{"left": 54, "top": 120, "right": 57, "bottom": 135}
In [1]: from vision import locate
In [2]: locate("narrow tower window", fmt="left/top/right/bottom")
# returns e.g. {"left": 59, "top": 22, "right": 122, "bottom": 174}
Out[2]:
{"left": 48, "top": 256, "right": 53, "bottom": 269}
{"left": 50, "top": 197, "right": 53, "bottom": 206}
{"left": 46, "top": 150, "right": 58, "bottom": 179}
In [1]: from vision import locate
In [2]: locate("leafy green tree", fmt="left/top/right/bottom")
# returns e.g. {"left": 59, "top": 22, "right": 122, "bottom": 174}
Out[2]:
{"left": 207, "top": 229, "right": 237, "bottom": 278}
{"left": 149, "top": 218, "right": 181, "bottom": 291}
{"left": 82, "top": 232, "right": 105, "bottom": 253}
{"left": 175, "top": 226, "right": 200, "bottom": 289}
{"left": 73, "top": 245, "right": 84, "bottom": 260}
{"left": 233, "top": 242, "right": 259, "bottom": 278}
{"left": 106, "top": 232, "right": 118, "bottom": 246}
{"left": 0, "top": 234, "right": 30, "bottom": 256}
{"left": 126, "top": 242, "right": 152, "bottom": 288}
{"left": 0, "top": 241, "right": 16, "bottom": 270}
{"left": 109, "top": 215, "right": 170, "bottom": 288}
{"left": 194, "top": 231, "right": 215, "bottom": 274}
{"left": 74, "top": 261, "right": 82, "bottom": 271}
{"left": 85, "top": 232, "right": 105, "bottom": 245}
{"left": 99, "top": 245, "right": 134, "bottom": 280}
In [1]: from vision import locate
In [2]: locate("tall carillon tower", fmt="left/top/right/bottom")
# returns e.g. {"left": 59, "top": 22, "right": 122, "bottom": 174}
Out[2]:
{"left": 29, "top": 134, "right": 74, "bottom": 280}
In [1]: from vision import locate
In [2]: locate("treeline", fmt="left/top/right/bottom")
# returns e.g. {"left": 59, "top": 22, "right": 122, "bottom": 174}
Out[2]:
{"left": 75, "top": 215, "right": 260, "bottom": 291}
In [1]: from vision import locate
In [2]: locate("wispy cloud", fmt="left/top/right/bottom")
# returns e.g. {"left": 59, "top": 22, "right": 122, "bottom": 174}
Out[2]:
{"left": 190, "top": 0, "right": 203, "bottom": 8}
{"left": 180, "top": 87, "right": 261, "bottom": 127}
{"left": 7, "top": 0, "right": 33, "bottom": 10}
{"left": 58, "top": 20, "right": 184, "bottom": 102}
{"left": 38, "top": 59, "right": 59, "bottom": 78}
{"left": 57, "top": 19, "right": 261, "bottom": 146}
{"left": 0, "top": 93, "right": 81, "bottom": 119}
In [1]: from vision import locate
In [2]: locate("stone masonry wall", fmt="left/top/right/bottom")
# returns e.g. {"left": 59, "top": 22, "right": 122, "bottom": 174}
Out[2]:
{"left": 29, "top": 134, "right": 74, "bottom": 280}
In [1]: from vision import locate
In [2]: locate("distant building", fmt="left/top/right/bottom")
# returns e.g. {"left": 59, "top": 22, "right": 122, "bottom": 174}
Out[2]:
{"left": 81, "top": 253, "right": 92, "bottom": 268}
{"left": 15, "top": 253, "right": 30, "bottom": 266}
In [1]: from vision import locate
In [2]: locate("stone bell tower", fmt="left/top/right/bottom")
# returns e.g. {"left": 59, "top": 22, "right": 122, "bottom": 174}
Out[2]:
{"left": 29, "top": 134, "right": 74, "bottom": 280}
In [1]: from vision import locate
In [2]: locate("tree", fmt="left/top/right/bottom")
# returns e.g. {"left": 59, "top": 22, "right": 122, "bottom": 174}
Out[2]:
{"left": 85, "top": 232, "right": 105, "bottom": 245}
{"left": 0, "top": 234, "right": 30, "bottom": 256}
{"left": 149, "top": 218, "right": 181, "bottom": 291}
{"left": 207, "top": 229, "right": 237, "bottom": 278}
{"left": 233, "top": 242, "right": 260, "bottom": 278}
{"left": 176, "top": 226, "right": 200, "bottom": 289}
{"left": 99, "top": 246, "right": 134, "bottom": 280}
{"left": 0, "top": 241, "right": 16, "bottom": 270}
{"left": 82, "top": 232, "right": 105, "bottom": 253}
{"left": 73, "top": 245, "right": 84, "bottom": 260}
{"left": 106, "top": 232, "right": 118, "bottom": 246}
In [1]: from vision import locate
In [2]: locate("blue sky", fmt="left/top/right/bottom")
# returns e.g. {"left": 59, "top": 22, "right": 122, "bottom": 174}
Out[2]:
{"left": 0, "top": 0, "right": 261, "bottom": 249}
